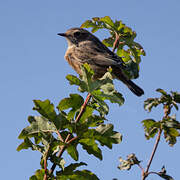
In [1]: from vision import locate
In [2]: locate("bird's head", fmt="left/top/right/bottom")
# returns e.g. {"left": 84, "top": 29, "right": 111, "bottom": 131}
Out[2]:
{"left": 58, "top": 28, "right": 94, "bottom": 47}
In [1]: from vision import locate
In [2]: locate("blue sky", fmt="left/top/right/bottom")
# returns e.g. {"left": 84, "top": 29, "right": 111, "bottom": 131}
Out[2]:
{"left": 1, "top": 0, "right": 180, "bottom": 179}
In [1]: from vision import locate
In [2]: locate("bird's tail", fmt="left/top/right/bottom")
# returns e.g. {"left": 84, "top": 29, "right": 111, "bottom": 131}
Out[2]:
{"left": 123, "top": 79, "right": 144, "bottom": 96}
{"left": 113, "top": 68, "right": 144, "bottom": 96}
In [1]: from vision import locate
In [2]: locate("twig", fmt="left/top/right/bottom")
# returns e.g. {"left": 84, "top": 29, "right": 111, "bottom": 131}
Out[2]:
{"left": 57, "top": 130, "right": 64, "bottom": 142}
{"left": 137, "top": 163, "right": 144, "bottom": 177}
{"left": 112, "top": 32, "right": 120, "bottom": 53}
{"left": 142, "top": 104, "right": 172, "bottom": 180}
{"left": 67, "top": 136, "right": 78, "bottom": 144}
{"left": 43, "top": 158, "right": 48, "bottom": 180}
{"left": 75, "top": 93, "right": 92, "bottom": 123}
{"left": 142, "top": 129, "right": 162, "bottom": 180}
{"left": 49, "top": 145, "right": 66, "bottom": 175}
{"left": 49, "top": 93, "right": 91, "bottom": 176}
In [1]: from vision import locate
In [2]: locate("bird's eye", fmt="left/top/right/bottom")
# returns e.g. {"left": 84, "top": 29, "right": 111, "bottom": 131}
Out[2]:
{"left": 74, "top": 31, "right": 81, "bottom": 37}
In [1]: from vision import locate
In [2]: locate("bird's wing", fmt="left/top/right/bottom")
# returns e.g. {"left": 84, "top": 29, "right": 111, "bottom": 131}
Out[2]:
{"left": 75, "top": 40, "right": 125, "bottom": 68}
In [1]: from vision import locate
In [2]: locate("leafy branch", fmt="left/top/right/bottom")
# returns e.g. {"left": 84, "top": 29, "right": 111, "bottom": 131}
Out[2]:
{"left": 118, "top": 89, "right": 180, "bottom": 180}
{"left": 17, "top": 64, "right": 124, "bottom": 180}
{"left": 17, "top": 16, "right": 147, "bottom": 180}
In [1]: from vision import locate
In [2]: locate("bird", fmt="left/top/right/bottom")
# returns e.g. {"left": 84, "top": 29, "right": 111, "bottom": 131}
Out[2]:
{"left": 58, "top": 27, "right": 144, "bottom": 96}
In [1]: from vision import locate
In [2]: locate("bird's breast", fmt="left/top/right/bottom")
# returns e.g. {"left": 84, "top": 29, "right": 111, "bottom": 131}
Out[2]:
{"left": 64, "top": 47, "right": 83, "bottom": 75}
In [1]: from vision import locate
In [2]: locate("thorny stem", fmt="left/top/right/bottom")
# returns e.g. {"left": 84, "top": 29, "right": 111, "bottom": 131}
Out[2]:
{"left": 49, "top": 93, "right": 92, "bottom": 176}
{"left": 142, "top": 104, "right": 171, "bottom": 180}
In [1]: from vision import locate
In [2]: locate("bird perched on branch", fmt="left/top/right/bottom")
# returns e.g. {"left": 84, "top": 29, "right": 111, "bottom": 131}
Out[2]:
{"left": 58, "top": 28, "right": 144, "bottom": 96}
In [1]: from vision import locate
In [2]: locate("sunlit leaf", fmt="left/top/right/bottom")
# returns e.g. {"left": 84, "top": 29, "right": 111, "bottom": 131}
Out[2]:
{"left": 33, "top": 99, "right": 57, "bottom": 121}
{"left": 95, "top": 124, "right": 122, "bottom": 148}
{"left": 79, "top": 138, "right": 102, "bottom": 160}
{"left": 18, "top": 116, "right": 57, "bottom": 139}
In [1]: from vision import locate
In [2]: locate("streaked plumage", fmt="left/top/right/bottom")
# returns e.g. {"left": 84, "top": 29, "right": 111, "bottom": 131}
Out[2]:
{"left": 58, "top": 28, "right": 144, "bottom": 96}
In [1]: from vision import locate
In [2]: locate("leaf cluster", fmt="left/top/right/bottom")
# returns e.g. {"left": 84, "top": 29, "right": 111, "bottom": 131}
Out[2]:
{"left": 81, "top": 16, "right": 146, "bottom": 79}
{"left": 142, "top": 89, "right": 180, "bottom": 146}
{"left": 17, "top": 64, "right": 123, "bottom": 179}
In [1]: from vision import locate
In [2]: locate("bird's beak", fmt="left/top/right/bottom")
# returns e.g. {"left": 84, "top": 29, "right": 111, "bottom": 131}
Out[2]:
{"left": 57, "top": 33, "right": 67, "bottom": 37}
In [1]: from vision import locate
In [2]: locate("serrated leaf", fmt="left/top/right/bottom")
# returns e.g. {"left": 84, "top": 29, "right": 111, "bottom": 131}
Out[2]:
{"left": 142, "top": 119, "right": 160, "bottom": 139}
{"left": 67, "top": 144, "right": 79, "bottom": 161}
{"left": 57, "top": 94, "right": 84, "bottom": 111}
{"left": 18, "top": 116, "right": 57, "bottom": 139}
{"left": 33, "top": 99, "right": 57, "bottom": 121}
{"left": 144, "top": 98, "right": 160, "bottom": 112}
{"left": 57, "top": 94, "right": 84, "bottom": 120}
{"left": 100, "top": 16, "right": 115, "bottom": 29}
{"left": 66, "top": 74, "right": 87, "bottom": 92}
{"left": 94, "top": 124, "right": 122, "bottom": 148}
{"left": 79, "top": 138, "right": 102, "bottom": 160}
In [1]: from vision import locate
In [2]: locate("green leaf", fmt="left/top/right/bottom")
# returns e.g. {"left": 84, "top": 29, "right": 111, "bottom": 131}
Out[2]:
{"left": 17, "top": 137, "right": 33, "bottom": 151}
{"left": 163, "top": 129, "right": 177, "bottom": 146}
{"left": 57, "top": 94, "right": 84, "bottom": 120}
{"left": 33, "top": 99, "right": 56, "bottom": 121}
{"left": 163, "top": 115, "right": 180, "bottom": 129}
{"left": 58, "top": 162, "right": 87, "bottom": 175}
{"left": 18, "top": 116, "right": 57, "bottom": 139}
{"left": 29, "top": 169, "right": 45, "bottom": 180}
{"left": 172, "top": 91, "right": 180, "bottom": 104}
{"left": 67, "top": 144, "right": 79, "bottom": 161}
{"left": 57, "top": 169, "right": 99, "bottom": 180}
{"left": 57, "top": 94, "right": 84, "bottom": 111}
{"left": 91, "top": 71, "right": 124, "bottom": 106}
{"left": 156, "top": 88, "right": 168, "bottom": 96}
{"left": 79, "top": 138, "right": 102, "bottom": 160}
{"left": 123, "top": 60, "right": 139, "bottom": 79}
{"left": 92, "top": 94, "right": 109, "bottom": 115}
{"left": 144, "top": 98, "right": 160, "bottom": 112}
{"left": 79, "top": 106, "right": 94, "bottom": 123}
{"left": 100, "top": 16, "right": 115, "bottom": 29}
{"left": 66, "top": 74, "right": 87, "bottom": 92}
{"left": 142, "top": 119, "right": 160, "bottom": 139}
{"left": 94, "top": 124, "right": 122, "bottom": 149}
{"left": 51, "top": 156, "right": 65, "bottom": 170}
{"left": 102, "top": 37, "right": 114, "bottom": 47}
{"left": 85, "top": 115, "right": 105, "bottom": 127}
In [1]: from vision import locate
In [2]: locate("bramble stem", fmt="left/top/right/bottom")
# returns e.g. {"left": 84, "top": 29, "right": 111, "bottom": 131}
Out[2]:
{"left": 49, "top": 93, "right": 91, "bottom": 176}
